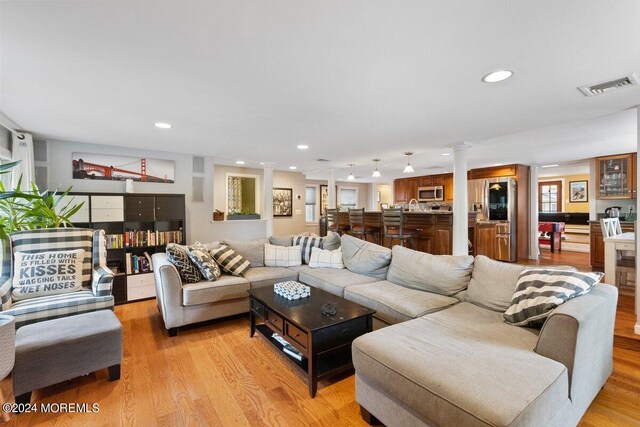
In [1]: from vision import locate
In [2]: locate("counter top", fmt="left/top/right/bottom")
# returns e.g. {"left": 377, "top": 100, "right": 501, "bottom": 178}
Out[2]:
{"left": 589, "top": 219, "right": 636, "bottom": 224}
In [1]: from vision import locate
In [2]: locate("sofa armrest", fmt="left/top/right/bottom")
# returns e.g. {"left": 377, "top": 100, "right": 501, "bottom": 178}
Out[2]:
{"left": 535, "top": 283, "right": 617, "bottom": 408}
{"left": 91, "top": 266, "right": 114, "bottom": 297}
{"left": 152, "top": 253, "right": 185, "bottom": 330}
{"left": 0, "top": 275, "right": 12, "bottom": 311}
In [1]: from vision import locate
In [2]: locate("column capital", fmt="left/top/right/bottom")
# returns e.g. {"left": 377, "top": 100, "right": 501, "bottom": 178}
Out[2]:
{"left": 451, "top": 142, "right": 471, "bottom": 152}
{"left": 261, "top": 162, "right": 276, "bottom": 168}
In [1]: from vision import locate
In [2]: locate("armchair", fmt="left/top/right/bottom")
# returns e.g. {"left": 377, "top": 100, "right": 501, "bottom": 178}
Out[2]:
{"left": 0, "top": 228, "right": 115, "bottom": 329}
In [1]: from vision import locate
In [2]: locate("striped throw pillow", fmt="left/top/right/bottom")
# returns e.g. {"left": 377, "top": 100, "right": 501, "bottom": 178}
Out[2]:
{"left": 292, "top": 235, "right": 322, "bottom": 265}
{"left": 503, "top": 269, "right": 603, "bottom": 327}
{"left": 264, "top": 244, "right": 302, "bottom": 267}
{"left": 187, "top": 242, "right": 221, "bottom": 281}
{"left": 210, "top": 245, "right": 251, "bottom": 276}
{"left": 309, "top": 247, "right": 344, "bottom": 269}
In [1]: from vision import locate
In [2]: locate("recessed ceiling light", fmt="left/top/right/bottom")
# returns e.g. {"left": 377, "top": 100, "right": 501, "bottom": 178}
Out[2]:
{"left": 541, "top": 164, "right": 559, "bottom": 168}
{"left": 289, "top": 166, "right": 297, "bottom": 170}
{"left": 482, "top": 70, "right": 514, "bottom": 83}
{"left": 297, "top": 144, "right": 309, "bottom": 150}
{"left": 440, "top": 152, "right": 451, "bottom": 156}
{"left": 154, "top": 122, "right": 172, "bottom": 129}
{"left": 493, "top": 163, "right": 504, "bottom": 167}
{"left": 236, "top": 160, "right": 245, "bottom": 165}
{"left": 259, "top": 162, "right": 266, "bottom": 166}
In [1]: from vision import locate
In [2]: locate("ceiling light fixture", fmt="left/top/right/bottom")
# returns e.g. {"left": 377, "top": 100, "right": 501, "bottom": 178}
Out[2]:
{"left": 347, "top": 164, "right": 356, "bottom": 181}
{"left": 289, "top": 166, "right": 297, "bottom": 170}
{"left": 372, "top": 159, "right": 382, "bottom": 178}
{"left": 296, "top": 144, "right": 309, "bottom": 150}
{"left": 154, "top": 122, "right": 173, "bottom": 129}
{"left": 541, "top": 164, "right": 559, "bottom": 168}
{"left": 403, "top": 152, "right": 415, "bottom": 174}
{"left": 235, "top": 160, "right": 245, "bottom": 165}
{"left": 482, "top": 70, "right": 514, "bottom": 83}
{"left": 440, "top": 152, "right": 451, "bottom": 156}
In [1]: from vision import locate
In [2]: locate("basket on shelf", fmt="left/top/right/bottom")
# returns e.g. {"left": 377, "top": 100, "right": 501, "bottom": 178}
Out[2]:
{"left": 213, "top": 210, "right": 225, "bottom": 221}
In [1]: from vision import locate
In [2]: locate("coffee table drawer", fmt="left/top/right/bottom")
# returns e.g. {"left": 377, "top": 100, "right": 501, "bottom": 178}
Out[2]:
{"left": 251, "top": 300, "right": 266, "bottom": 319}
{"left": 285, "top": 322, "right": 308, "bottom": 351}
{"left": 266, "top": 311, "right": 283, "bottom": 333}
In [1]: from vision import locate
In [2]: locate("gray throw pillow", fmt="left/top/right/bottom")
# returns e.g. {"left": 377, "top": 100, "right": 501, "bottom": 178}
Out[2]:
{"left": 504, "top": 269, "right": 603, "bottom": 327}
{"left": 322, "top": 232, "right": 341, "bottom": 251}
{"left": 166, "top": 243, "right": 203, "bottom": 283}
{"left": 269, "top": 236, "right": 292, "bottom": 247}
{"left": 340, "top": 234, "right": 391, "bottom": 280}
{"left": 187, "top": 242, "right": 221, "bottom": 281}
{"left": 387, "top": 246, "right": 474, "bottom": 296}
{"left": 223, "top": 239, "right": 266, "bottom": 267}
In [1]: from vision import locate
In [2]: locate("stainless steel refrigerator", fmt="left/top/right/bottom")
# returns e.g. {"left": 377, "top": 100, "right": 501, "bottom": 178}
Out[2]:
{"left": 468, "top": 177, "right": 517, "bottom": 262}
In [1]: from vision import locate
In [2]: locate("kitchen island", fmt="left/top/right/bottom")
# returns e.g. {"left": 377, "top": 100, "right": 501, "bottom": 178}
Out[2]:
{"left": 334, "top": 211, "right": 478, "bottom": 255}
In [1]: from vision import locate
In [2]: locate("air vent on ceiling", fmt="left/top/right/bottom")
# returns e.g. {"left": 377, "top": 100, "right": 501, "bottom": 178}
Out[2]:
{"left": 316, "top": 158, "right": 330, "bottom": 162}
{"left": 578, "top": 72, "right": 638, "bottom": 96}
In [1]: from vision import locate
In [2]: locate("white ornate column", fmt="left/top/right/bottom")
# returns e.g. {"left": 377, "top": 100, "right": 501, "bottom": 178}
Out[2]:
{"left": 327, "top": 169, "right": 337, "bottom": 210}
{"left": 452, "top": 143, "right": 470, "bottom": 256}
{"left": 636, "top": 105, "right": 640, "bottom": 335}
{"left": 529, "top": 166, "right": 540, "bottom": 259}
{"left": 263, "top": 163, "right": 274, "bottom": 237}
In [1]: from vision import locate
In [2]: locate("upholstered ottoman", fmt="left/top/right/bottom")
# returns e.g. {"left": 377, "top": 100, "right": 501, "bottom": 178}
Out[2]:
{"left": 13, "top": 310, "right": 122, "bottom": 405}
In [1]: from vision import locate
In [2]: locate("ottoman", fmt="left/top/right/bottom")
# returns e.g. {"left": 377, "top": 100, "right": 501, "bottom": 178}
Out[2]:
{"left": 13, "top": 310, "right": 123, "bottom": 405}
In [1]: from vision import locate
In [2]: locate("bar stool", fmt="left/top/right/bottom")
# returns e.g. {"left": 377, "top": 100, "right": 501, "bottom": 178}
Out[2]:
{"left": 348, "top": 208, "right": 381, "bottom": 243}
{"left": 601, "top": 217, "right": 635, "bottom": 295}
{"left": 326, "top": 208, "right": 350, "bottom": 236}
{"left": 382, "top": 208, "right": 420, "bottom": 249}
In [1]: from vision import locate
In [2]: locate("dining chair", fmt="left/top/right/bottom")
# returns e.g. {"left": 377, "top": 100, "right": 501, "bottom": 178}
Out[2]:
{"left": 0, "top": 315, "right": 15, "bottom": 422}
{"left": 326, "top": 208, "right": 350, "bottom": 236}
{"left": 600, "top": 218, "right": 635, "bottom": 294}
{"left": 382, "top": 208, "right": 420, "bottom": 249}
{"left": 348, "top": 208, "right": 381, "bottom": 244}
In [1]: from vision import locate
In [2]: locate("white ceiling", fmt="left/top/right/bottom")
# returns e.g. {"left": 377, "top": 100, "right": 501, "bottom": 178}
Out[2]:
{"left": 1, "top": 1, "right": 639, "bottom": 182}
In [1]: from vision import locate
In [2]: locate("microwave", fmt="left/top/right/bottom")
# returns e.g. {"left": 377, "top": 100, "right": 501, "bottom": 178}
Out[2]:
{"left": 418, "top": 186, "right": 444, "bottom": 202}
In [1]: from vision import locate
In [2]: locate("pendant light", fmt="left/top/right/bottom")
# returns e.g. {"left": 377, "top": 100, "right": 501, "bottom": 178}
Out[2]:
{"left": 403, "top": 152, "right": 415, "bottom": 174}
{"left": 371, "top": 159, "right": 382, "bottom": 178}
{"left": 347, "top": 164, "right": 356, "bottom": 181}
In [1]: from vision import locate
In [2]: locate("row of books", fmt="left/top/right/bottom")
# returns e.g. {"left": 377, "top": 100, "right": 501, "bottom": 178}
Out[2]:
{"left": 125, "top": 252, "right": 153, "bottom": 274}
{"left": 106, "top": 234, "right": 125, "bottom": 249}
{"left": 123, "top": 230, "right": 183, "bottom": 248}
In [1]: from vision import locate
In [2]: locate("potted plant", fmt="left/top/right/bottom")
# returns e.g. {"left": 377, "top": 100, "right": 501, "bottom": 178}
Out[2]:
{"left": 227, "top": 208, "right": 261, "bottom": 220}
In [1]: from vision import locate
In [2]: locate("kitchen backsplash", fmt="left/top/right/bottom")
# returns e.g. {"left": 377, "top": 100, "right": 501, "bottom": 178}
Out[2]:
{"left": 395, "top": 202, "right": 453, "bottom": 210}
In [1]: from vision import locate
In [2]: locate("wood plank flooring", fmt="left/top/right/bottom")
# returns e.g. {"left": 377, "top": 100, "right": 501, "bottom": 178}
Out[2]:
{"left": 1, "top": 249, "right": 638, "bottom": 426}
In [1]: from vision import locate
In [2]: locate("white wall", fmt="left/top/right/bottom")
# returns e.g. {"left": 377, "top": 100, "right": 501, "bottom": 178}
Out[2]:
{"left": 0, "top": 128, "right": 10, "bottom": 151}
{"left": 45, "top": 139, "right": 212, "bottom": 244}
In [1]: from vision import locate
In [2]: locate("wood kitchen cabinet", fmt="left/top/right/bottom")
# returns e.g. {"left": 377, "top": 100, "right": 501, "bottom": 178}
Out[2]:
{"left": 443, "top": 173, "right": 454, "bottom": 202}
{"left": 475, "top": 223, "right": 496, "bottom": 259}
{"left": 596, "top": 153, "right": 636, "bottom": 199}
{"left": 589, "top": 220, "right": 635, "bottom": 268}
{"left": 393, "top": 177, "right": 419, "bottom": 203}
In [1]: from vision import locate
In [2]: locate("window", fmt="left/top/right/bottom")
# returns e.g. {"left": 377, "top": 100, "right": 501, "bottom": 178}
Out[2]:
{"left": 305, "top": 186, "right": 317, "bottom": 223}
{"left": 0, "top": 152, "right": 13, "bottom": 190}
{"left": 539, "top": 181, "right": 562, "bottom": 213}
{"left": 226, "top": 173, "right": 261, "bottom": 214}
{"left": 339, "top": 187, "right": 358, "bottom": 210}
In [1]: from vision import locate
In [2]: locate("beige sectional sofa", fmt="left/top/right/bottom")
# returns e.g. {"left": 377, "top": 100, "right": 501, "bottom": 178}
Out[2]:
{"left": 152, "top": 234, "right": 617, "bottom": 426}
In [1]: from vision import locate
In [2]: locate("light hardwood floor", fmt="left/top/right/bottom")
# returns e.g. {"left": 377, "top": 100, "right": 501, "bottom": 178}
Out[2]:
{"left": 1, "top": 250, "right": 639, "bottom": 426}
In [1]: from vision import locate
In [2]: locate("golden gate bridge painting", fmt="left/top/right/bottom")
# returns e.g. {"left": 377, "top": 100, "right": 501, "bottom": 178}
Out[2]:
{"left": 72, "top": 153, "right": 175, "bottom": 183}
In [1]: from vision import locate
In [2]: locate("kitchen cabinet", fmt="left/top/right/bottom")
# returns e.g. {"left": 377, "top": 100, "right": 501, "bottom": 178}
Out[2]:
{"left": 589, "top": 220, "right": 635, "bottom": 268}
{"left": 468, "top": 165, "right": 517, "bottom": 180}
{"left": 393, "top": 177, "right": 419, "bottom": 203}
{"left": 596, "top": 153, "right": 636, "bottom": 199}
{"left": 475, "top": 223, "right": 496, "bottom": 259}
{"left": 443, "top": 173, "right": 454, "bottom": 202}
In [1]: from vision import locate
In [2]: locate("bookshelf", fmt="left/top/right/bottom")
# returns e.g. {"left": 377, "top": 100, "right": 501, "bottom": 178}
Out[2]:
{"left": 59, "top": 192, "right": 186, "bottom": 305}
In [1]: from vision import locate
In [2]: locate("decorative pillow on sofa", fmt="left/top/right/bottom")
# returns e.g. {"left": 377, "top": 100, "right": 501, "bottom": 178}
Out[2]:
{"left": 503, "top": 269, "right": 603, "bottom": 327}
{"left": 12, "top": 249, "right": 85, "bottom": 301}
{"left": 340, "top": 234, "right": 391, "bottom": 280}
{"left": 309, "top": 247, "right": 344, "bottom": 269}
{"left": 166, "top": 243, "right": 203, "bottom": 283}
{"left": 223, "top": 239, "right": 265, "bottom": 267}
{"left": 264, "top": 243, "right": 302, "bottom": 267}
{"left": 321, "top": 232, "right": 341, "bottom": 251}
{"left": 268, "top": 236, "right": 293, "bottom": 247}
{"left": 210, "top": 245, "right": 251, "bottom": 276}
{"left": 187, "top": 241, "right": 221, "bottom": 281}
{"left": 292, "top": 235, "right": 322, "bottom": 264}
{"left": 387, "top": 246, "right": 473, "bottom": 296}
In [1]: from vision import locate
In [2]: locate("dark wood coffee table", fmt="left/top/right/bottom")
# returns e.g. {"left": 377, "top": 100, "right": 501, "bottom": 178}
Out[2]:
{"left": 249, "top": 284, "right": 375, "bottom": 397}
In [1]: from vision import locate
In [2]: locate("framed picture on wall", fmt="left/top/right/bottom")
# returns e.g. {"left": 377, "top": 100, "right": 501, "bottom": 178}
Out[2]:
{"left": 72, "top": 152, "right": 175, "bottom": 183}
{"left": 320, "top": 185, "right": 337, "bottom": 216}
{"left": 273, "top": 187, "right": 293, "bottom": 217}
{"left": 569, "top": 180, "right": 588, "bottom": 202}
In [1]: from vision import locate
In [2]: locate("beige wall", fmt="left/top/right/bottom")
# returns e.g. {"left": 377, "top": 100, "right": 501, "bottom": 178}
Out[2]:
{"left": 377, "top": 183, "right": 392, "bottom": 209}
{"left": 540, "top": 173, "right": 590, "bottom": 213}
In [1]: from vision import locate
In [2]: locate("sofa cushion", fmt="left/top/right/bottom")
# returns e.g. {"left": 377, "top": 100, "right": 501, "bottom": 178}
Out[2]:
{"left": 352, "top": 302, "right": 568, "bottom": 427}
{"left": 182, "top": 275, "right": 249, "bottom": 306}
{"left": 297, "top": 265, "right": 379, "bottom": 297}
{"left": 321, "top": 232, "right": 341, "bottom": 251}
{"left": 344, "top": 280, "right": 458, "bottom": 325}
{"left": 243, "top": 267, "right": 299, "bottom": 289}
{"left": 387, "top": 246, "right": 474, "bottom": 296}
{"left": 292, "top": 235, "right": 322, "bottom": 264}
{"left": 223, "top": 239, "right": 266, "bottom": 267}
{"left": 340, "top": 235, "right": 391, "bottom": 280}
{"left": 309, "top": 247, "right": 344, "bottom": 269}
{"left": 264, "top": 244, "right": 302, "bottom": 268}
{"left": 465, "top": 255, "right": 526, "bottom": 312}
{"left": 268, "top": 236, "right": 292, "bottom": 247}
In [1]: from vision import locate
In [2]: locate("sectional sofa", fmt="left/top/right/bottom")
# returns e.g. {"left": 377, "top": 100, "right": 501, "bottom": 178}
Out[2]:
{"left": 152, "top": 234, "right": 617, "bottom": 427}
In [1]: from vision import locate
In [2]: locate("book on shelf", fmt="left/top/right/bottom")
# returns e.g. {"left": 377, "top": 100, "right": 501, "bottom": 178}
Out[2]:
{"left": 105, "top": 234, "right": 124, "bottom": 249}
{"left": 124, "top": 229, "right": 183, "bottom": 248}
{"left": 125, "top": 253, "right": 153, "bottom": 275}
{"left": 271, "top": 332, "right": 303, "bottom": 361}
